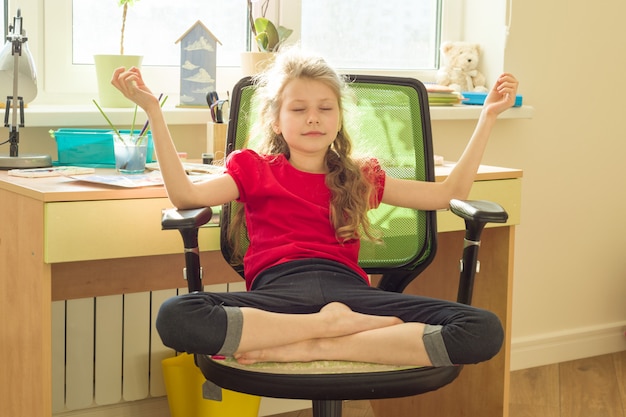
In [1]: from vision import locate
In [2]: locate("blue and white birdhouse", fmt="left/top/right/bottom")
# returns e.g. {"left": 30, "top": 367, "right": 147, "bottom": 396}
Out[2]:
{"left": 175, "top": 21, "right": 221, "bottom": 107}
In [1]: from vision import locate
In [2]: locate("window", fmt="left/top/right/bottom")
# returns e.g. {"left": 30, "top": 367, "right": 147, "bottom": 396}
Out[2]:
{"left": 12, "top": 0, "right": 507, "bottom": 106}
{"left": 299, "top": 0, "right": 441, "bottom": 70}
{"left": 72, "top": 0, "right": 247, "bottom": 67}
{"left": 32, "top": 0, "right": 247, "bottom": 103}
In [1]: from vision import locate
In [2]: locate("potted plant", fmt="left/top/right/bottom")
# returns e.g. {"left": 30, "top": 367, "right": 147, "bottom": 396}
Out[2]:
{"left": 94, "top": 0, "right": 144, "bottom": 107}
{"left": 241, "top": 0, "right": 293, "bottom": 76}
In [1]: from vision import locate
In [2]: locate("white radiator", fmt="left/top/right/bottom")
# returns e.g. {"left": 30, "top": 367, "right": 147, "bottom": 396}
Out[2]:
{"left": 51, "top": 283, "right": 235, "bottom": 414}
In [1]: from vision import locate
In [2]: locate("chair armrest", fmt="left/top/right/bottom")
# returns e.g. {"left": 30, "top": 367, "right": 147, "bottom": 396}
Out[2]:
{"left": 449, "top": 199, "right": 508, "bottom": 243}
{"left": 449, "top": 199, "right": 508, "bottom": 224}
{"left": 161, "top": 207, "right": 214, "bottom": 230}
{"left": 449, "top": 199, "right": 508, "bottom": 305}
{"left": 161, "top": 207, "right": 213, "bottom": 293}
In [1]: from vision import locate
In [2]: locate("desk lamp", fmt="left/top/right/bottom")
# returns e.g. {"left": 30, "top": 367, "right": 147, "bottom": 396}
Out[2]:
{"left": 0, "top": 9, "right": 51, "bottom": 169}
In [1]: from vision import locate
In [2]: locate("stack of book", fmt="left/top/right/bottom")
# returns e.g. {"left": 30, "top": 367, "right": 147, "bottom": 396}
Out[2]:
{"left": 425, "top": 84, "right": 463, "bottom": 106}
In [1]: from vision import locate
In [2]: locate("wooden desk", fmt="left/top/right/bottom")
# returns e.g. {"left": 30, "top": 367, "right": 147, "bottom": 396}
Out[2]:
{"left": 0, "top": 165, "right": 522, "bottom": 417}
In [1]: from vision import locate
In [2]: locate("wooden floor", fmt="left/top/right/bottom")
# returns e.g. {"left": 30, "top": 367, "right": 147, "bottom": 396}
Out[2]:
{"left": 271, "top": 351, "right": 626, "bottom": 417}
{"left": 509, "top": 351, "right": 626, "bottom": 417}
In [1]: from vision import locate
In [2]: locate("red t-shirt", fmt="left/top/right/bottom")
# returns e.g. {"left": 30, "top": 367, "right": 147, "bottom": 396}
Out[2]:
{"left": 225, "top": 149, "right": 386, "bottom": 289}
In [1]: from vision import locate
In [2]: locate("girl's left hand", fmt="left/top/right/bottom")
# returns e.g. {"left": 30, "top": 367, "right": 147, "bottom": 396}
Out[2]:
{"left": 483, "top": 73, "right": 519, "bottom": 116}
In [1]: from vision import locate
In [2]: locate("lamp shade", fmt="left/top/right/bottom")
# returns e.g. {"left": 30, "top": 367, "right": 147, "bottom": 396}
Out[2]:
{"left": 0, "top": 38, "right": 38, "bottom": 104}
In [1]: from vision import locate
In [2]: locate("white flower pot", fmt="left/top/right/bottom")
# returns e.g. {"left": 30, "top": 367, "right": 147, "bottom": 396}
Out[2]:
{"left": 94, "top": 54, "right": 143, "bottom": 108}
{"left": 240, "top": 52, "right": 275, "bottom": 77}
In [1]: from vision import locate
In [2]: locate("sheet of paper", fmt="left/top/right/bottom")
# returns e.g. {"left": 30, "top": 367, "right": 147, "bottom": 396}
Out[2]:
{"left": 8, "top": 166, "right": 96, "bottom": 178}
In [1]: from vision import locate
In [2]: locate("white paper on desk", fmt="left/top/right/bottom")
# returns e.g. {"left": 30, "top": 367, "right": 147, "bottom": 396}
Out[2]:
{"left": 146, "top": 161, "right": 226, "bottom": 175}
{"left": 69, "top": 171, "right": 216, "bottom": 188}
{"left": 70, "top": 172, "right": 164, "bottom": 188}
{"left": 8, "top": 166, "right": 96, "bottom": 178}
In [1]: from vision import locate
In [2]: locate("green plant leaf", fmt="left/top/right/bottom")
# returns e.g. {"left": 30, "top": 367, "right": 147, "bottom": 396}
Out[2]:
{"left": 276, "top": 26, "right": 293, "bottom": 50}
{"left": 254, "top": 17, "right": 279, "bottom": 51}
{"left": 278, "top": 26, "right": 293, "bottom": 41}
{"left": 255, "top": 32, "right": 270, "bottom": 52}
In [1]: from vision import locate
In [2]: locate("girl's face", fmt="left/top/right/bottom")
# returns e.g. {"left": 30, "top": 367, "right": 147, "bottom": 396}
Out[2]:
{"left": 274, "top": 78, "right": 341, "bottom": 160}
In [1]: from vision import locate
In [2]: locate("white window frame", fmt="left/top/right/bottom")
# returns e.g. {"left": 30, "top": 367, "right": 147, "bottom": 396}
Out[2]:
{"left": 8, "top": 0, "right": 508, "bottom": 107}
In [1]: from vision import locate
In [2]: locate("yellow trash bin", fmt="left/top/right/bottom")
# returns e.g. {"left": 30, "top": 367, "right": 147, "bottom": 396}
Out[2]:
{"left": 162, "top": 353, "right": 261, "bottom": 417}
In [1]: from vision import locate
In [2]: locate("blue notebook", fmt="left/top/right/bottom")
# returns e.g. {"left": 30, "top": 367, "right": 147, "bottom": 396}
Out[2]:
{"left": 462, "top": 92, "right": 523, "bottom": 107}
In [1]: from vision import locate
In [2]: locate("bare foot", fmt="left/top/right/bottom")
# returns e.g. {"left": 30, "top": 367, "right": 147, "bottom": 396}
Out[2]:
{"left": 319, "top": 302, "right": 402, "bottom": 337}
{"left": 235, "top": 302, "right": 403, "bottom": 365}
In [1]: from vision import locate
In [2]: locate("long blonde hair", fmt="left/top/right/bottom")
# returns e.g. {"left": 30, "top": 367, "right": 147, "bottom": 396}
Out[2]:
{"left": 230, "top": 49, "right": 380, "bottom": 259}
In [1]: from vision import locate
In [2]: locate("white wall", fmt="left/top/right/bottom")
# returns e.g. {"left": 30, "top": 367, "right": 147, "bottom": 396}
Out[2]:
{"left": 432, "top": 0, "right": 626, "bottom": 370}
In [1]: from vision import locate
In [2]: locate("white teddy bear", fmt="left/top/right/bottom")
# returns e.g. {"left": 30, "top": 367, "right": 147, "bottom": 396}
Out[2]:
{"left": 436, "top": 41, "right": 488, "bottom": 93}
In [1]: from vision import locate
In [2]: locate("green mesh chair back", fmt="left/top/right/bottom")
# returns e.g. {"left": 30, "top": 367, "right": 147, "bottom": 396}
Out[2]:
{"left": 221, "top": 75, "right": 437, "bottom": 289}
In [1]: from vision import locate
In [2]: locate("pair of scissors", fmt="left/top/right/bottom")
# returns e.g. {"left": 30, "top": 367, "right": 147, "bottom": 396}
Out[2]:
{"left": 210, "top": 99, "right": 229, "bottom": 124}
{"left": 207, "top": 91, "right": 228, "bottom": 123}
{"left": 206, "top": 91, "right": 219, "bottom": 107}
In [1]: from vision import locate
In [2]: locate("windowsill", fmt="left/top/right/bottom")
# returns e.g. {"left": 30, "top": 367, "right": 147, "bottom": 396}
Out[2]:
{"left": 429, "top": 105, "right": 534, "bottom": 121}
{"left": 20, "top": 104, "right": 214, "bottom": 128}
{"left": 19, "top": 103, "right": 534, "bottom": 128}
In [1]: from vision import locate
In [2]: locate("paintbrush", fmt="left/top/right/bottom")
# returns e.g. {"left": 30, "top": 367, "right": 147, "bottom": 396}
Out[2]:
{"left": 138, "top": 93, "right": 165, "bottom": 138}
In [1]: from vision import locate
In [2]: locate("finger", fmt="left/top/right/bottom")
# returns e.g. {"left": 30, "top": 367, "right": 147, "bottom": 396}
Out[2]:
{"left": 112, "top": 73, "right": 139, "bottom": 97}
{"left": 115, "top": 69, "right": 139, "bottom": 86}
{"left": 497, "top": 72, "right": 516, "bottom": 81}
{"left": 496, "top": 77, "right": 518, "bottom": 93}
{"left": 110, "top": 66, "right": 127, "bottom": 86}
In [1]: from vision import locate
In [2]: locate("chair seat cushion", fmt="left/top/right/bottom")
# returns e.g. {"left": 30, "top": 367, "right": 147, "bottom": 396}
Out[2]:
{"left": 213, "top": 357, "right": 419, "bottom": 374}
{"left": 197, "top": 355, "right": 461, "bottom": 400}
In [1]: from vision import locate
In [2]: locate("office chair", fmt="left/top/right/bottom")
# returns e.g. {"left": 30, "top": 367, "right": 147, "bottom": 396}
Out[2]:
{"left": 161, "top": 75, "right": 508, "bottom": 417}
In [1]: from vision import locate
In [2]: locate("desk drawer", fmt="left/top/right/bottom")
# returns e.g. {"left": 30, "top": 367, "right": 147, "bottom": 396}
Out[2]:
{"left": 44, "top": 198, "right": 220, "bottom": 263}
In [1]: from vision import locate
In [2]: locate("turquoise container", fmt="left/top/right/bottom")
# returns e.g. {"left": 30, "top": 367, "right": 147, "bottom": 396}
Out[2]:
{"left": 52, "top": 128, "right": 155, "bottom": 167}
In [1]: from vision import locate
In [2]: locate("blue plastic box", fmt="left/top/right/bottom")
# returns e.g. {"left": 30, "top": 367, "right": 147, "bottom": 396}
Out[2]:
{"left": 53, "top": 128, "right": 154, "bottom": 167}
{"left": 462, "top": 92, "right": 523, "bottom": 107}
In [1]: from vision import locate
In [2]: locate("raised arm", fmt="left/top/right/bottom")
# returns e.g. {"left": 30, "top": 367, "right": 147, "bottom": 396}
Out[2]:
{"left": 382, "top": 73, "right": 519, "bottom": 211}
{"left": 110, "top": 67, "right": 239, "bottom": 209}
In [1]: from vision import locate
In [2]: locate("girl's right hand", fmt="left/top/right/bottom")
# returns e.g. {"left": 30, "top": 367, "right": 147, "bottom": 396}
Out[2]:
{"left": 110, "top": 66, "right": 160, "bottom": 111}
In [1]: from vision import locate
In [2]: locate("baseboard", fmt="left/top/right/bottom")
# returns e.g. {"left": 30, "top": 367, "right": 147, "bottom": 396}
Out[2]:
{"left": 510, "top": 321, "right": 626, "bottom": 371}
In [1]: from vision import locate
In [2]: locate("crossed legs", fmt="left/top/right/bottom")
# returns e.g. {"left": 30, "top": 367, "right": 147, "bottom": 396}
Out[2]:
{"left": 233, "top": 302, "right": 432, "bottom": 366}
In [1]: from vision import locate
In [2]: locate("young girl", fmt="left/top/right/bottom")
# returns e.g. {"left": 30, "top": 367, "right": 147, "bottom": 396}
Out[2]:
{"left": 111, "top": 49, "right": 518, "bottom": 367}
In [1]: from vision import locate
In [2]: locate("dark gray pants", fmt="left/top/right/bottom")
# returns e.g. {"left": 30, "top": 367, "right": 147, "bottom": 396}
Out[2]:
{"left": 156, "top": 259, "right": 503, "bottom": 365}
